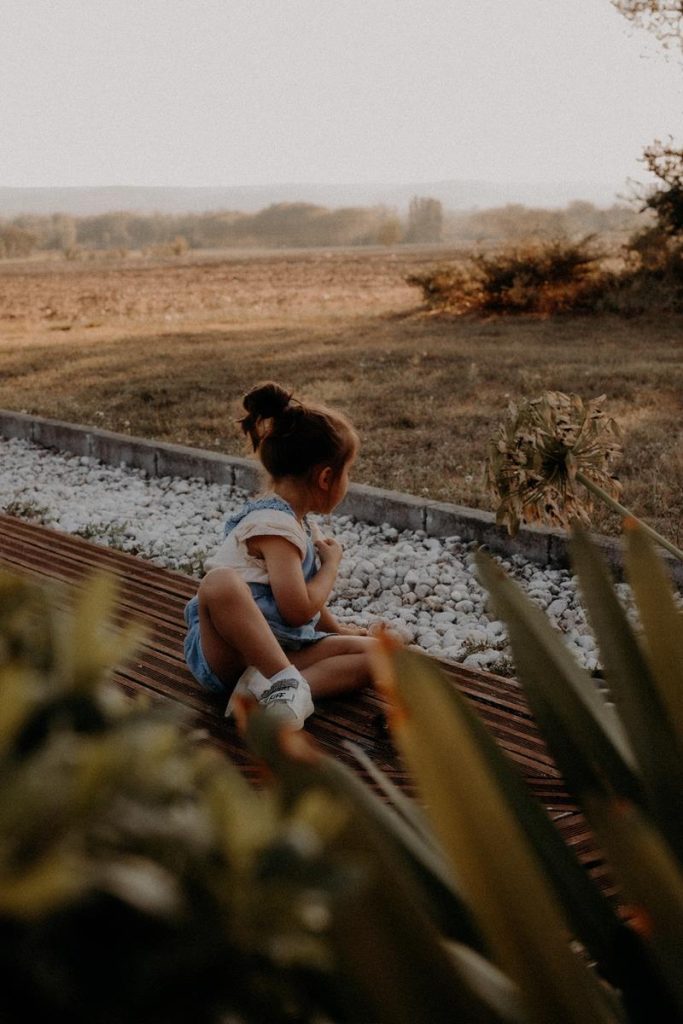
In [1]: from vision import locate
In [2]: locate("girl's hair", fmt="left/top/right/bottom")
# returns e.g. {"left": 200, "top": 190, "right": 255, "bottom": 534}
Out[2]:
{"left": 239, "top": 381, "right": 358, "bottom": 481}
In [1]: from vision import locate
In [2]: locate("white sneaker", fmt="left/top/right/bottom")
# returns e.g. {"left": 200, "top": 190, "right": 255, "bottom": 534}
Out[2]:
{"left": 225, "top": 666, "right": 314, "bottom": 730}
{"left": 224, "top": 666, "right": 259, "bottom": 718}
{"left": 258, "top": 673, "right": 315, "bottom": 729}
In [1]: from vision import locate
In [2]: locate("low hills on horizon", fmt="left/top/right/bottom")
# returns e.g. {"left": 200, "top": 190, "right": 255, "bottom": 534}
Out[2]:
{"left": 0, "top": 178, "right": 623, "bottom": 218}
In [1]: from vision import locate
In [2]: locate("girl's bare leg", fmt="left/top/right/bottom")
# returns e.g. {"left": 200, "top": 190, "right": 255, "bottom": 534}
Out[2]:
{"left": 199, "top": 574, "right": 375, "bottom": 700}
{"left": 289, "top": 634, "right": 376, "bottom": 699}
{"left": 198, "top": 568, "right": 291, "bottom": 686}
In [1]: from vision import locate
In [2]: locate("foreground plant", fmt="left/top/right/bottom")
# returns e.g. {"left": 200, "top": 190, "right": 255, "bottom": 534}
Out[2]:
{"left": 4, "top": 523, "right": 682, "bottom": 1023}
{"left": 252, "top": 521, "right": 683, "bottom": 1023}
{"left": 487, "top": 390, "right": 683, "bottom": 561}
{"left": 0, "top": 572, "right": 358, "bottom": 1024}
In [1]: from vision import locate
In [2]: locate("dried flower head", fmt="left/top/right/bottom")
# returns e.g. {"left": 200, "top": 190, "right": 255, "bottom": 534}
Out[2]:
{"left": 487, "top": 391, "right": 622, "bottom": 535}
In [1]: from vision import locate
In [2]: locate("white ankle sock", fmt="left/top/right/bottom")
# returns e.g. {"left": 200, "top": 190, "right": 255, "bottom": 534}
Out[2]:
{"left": 246, "top": 664, "right": 305, "bottom": 699}
{"left": 268, "top": 665, "right": 307, "bottom": 688}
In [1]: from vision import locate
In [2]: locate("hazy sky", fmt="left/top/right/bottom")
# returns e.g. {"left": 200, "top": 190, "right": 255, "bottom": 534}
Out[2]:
{"left": 1, "top": 0, "right": 680, "bottom": 190}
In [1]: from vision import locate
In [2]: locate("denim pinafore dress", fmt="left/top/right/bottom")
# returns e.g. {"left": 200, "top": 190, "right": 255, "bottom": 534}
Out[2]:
{"left": 223, "top": 495, "right": 332, "bottom": 649}
{"left": 183, "top": 496, "right": 332, "bottom": 695}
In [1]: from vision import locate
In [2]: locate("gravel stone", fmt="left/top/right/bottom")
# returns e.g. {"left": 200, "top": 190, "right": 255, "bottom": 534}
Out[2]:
{"left": 0, "top": 437, "right": 621, "bottom": 675}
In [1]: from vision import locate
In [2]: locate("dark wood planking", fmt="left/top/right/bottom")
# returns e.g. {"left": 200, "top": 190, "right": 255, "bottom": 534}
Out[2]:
{"left": 0, "top": 513, "right": 612, "bottom": 892}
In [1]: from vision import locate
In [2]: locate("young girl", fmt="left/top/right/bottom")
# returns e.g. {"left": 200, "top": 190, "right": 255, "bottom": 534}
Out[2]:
{"left": 183, "top": 381, "right": 376, "bottom": 729}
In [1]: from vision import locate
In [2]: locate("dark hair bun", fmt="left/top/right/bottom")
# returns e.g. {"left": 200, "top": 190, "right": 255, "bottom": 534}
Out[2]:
{"left": 242, "top": 381, "right": 292, "bottom": 420}
{"left": 240, "top": 381, "right": 295, "bottom": 451}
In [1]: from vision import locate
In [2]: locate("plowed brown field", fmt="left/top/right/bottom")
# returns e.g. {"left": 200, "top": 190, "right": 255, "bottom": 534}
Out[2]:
{"left": 1, "top": 247, "right": 682, "bottom": 542}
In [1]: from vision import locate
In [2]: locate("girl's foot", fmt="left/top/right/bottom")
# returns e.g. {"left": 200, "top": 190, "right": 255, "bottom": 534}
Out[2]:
{"left": 225, "top": 665, "right": 315, "bottom": 729}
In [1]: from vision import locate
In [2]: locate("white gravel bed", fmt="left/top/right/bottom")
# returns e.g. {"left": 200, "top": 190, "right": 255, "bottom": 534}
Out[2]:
{"left": 0, "top": 437, "right": 618, "bottom": 676}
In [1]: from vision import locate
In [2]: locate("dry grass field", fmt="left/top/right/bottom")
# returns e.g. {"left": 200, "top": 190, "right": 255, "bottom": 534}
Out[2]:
{"left": 1, "top": 247, "right": 682, "bottom": 542}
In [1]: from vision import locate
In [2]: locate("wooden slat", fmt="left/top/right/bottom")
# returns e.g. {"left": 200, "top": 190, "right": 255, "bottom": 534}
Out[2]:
{"left": 0, "top": 512, "right": 613, "bottom": 892}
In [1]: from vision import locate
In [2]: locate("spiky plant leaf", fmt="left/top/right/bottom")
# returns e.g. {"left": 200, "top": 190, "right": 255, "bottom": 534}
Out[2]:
{"left": 570, "top": 527, "right": 683, "bottom": 862}
{"left": 445, "top": 943, "right": 526, "bottom": 1023}
{"left": 374, "top": 643, "right": 620, "bottom": 1024}
{"left": 585, "top": 794, "right": 683, "bottom": 1015}
{"left": 475, "top": 551, "right": 641, "bottom": 802}
{"left": 246, "top": 713, "right": 528, "bottom": 1023}
{"left": 246, "top": 710, "right": 485, "bottom": 951}
{"left": 379, "top": 642, "right": 648, "bottom": 998}
{"left": 343, "top": 739, "right": 445, "bottom": 851}
{"left": 623, "top": 519, "right": 683, "bottom": 740}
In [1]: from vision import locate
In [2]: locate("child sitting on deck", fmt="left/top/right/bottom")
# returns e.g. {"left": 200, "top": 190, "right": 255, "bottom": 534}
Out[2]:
{"left": 183, "top": 381, "right": 376, "bottom": 730}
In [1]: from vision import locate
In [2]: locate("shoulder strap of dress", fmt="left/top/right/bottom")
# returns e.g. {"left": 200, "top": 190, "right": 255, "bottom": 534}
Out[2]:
{"left": 223, "top": 496, "right": 297, "bottom": 537}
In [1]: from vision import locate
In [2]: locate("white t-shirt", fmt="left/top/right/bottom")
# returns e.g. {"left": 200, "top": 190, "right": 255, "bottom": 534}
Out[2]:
{"left": 204, "top": 508, "right": 308, "bottom": 583}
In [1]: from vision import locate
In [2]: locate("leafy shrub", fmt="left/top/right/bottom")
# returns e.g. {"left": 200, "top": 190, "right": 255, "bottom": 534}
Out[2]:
{"left": 407, "top": 238, "right": 604, "bottom": 315}
{"left": 405, "top": 260, "right": 482, "bottom": 313}
{"left": 474, "top": 238, "right": 600, "bottom": 313}
{"left": 408, "top": 236, "right": 683, "bottom": 316}
{"left": 590, "top": 238, "right": 683, "bottom": 315}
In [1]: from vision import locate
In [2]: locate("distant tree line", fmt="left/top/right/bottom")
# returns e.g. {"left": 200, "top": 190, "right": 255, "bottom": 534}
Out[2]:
{"left": 0, "top": 197, "right": 645, "bottom": 259}
{"left": 0, "top": 203, "right": 402, "bottom": 258}
{"left": 443, "top": 201, "right": 644, "bottom": 244}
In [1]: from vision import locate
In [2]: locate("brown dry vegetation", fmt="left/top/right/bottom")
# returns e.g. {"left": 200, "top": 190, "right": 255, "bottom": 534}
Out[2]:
{"left": 1, "top": 247, "right": 682, "bottom": 542}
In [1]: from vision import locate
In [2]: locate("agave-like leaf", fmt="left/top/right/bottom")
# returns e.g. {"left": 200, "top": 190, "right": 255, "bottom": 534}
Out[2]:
{"left": 445, "top": 942, "right": 526, "bottom": 1023}
{"left": 570, "top": 527, "right": 683, "bottom": 863}
{"left": 623, "top": 520, "right": 683, "bottom": 742}
{"left": 247, "top": 711, "right": 512, "bottom": 1023}
{"left": 391, "top": 646, "right": 647, "bottom": 996}
{"left": 343, "top": 739, "right": 442, "bottom": 850}
{"left": 378, "top": 644, "right": 621, "bottom": 1024}
{"left": 476, "top": 551, "right": 642, "bottom": 804}
{"left": 331, "top": 871, "right": 513, "bottom": 1024}
{"left": 247, "top": 711, "right": 485, "bottom": 951}
{"left": 585, "top": 794, "right": 683, "bottom": 1015}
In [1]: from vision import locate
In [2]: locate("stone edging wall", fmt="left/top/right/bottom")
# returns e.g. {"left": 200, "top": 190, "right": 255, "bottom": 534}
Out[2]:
{"left": 2, "top": 409, "right": 681, "bottom": 589}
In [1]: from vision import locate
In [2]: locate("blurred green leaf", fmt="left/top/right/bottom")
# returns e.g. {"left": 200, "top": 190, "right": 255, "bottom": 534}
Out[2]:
{"left": 0, "top": 851, "right": 87, "bottom": 918}
{"left": 586, "top": 794, "right": 683, "bottom": 1015}
{"left": 247, "top": 710, "right": 510, "bottom": 1023}
{"left": 64, "top": 574, "right": 146, "bottom": 694}
{"left": 624, "top": 521, "right": 683, "bottom": 742}
{"left": 445, "top": 942, "right": 526, "bottom": 1023}
{"left": 247, "top": 711, "right": 485, "bottom": 951}
{"left": 385, "top": 645, "right": 620, "bottom": 1024}
{"left": 476, "top": 551, "right": 642, "bottom": 804}
{"left": 394, "top": 644, "right": 645, "bottom": 996}
{"left": 343, "top": 738, "right": 440, "bottom": 850}
{"left": 570, "top": 527, "right": 683, "bottom": 862}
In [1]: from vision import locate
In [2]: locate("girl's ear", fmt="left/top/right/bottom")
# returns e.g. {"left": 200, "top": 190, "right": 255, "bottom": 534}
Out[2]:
{"left": 317, "top": 465, "right": 334, "bottom": 492}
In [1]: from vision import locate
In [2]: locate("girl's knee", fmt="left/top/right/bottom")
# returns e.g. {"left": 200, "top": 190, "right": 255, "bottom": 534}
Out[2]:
{"left": 349, "top": 634, "right": 378, "bottom": 656}
{"left": 199, "top": 567, "right": 251, "bottom": 607}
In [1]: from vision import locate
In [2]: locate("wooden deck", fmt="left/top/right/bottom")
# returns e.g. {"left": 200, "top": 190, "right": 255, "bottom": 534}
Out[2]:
{"left": 0, "top": 512, "right": 612, "bottom": 893}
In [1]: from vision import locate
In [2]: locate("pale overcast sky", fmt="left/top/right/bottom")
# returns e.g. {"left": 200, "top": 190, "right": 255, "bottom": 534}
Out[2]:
{"left": 1, "top": 0, "right": 680, "bottom": 190}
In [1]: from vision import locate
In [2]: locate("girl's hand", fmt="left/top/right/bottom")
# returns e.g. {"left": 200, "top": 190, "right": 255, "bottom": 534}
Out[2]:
{"left": 314, "top": 535, "right": 343, "bottom": 569}
{"left": 335, "top": 623, "right": 369, "bottom": 636}
{"left": 310, "top": 520, "right": 343, "bottom": 569}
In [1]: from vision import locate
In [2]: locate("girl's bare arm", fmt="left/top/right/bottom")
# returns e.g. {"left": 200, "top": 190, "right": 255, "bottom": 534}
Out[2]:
{"left": 317, "top": 605, "right": 369, "bottom": 635}
{"left": 254, "top": 535, "right": 341, "bottom": 627}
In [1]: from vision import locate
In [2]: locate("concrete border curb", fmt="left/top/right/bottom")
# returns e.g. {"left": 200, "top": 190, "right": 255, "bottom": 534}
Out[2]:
{"left": 2, "top": 409, "right": 681, "bottom": 588}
